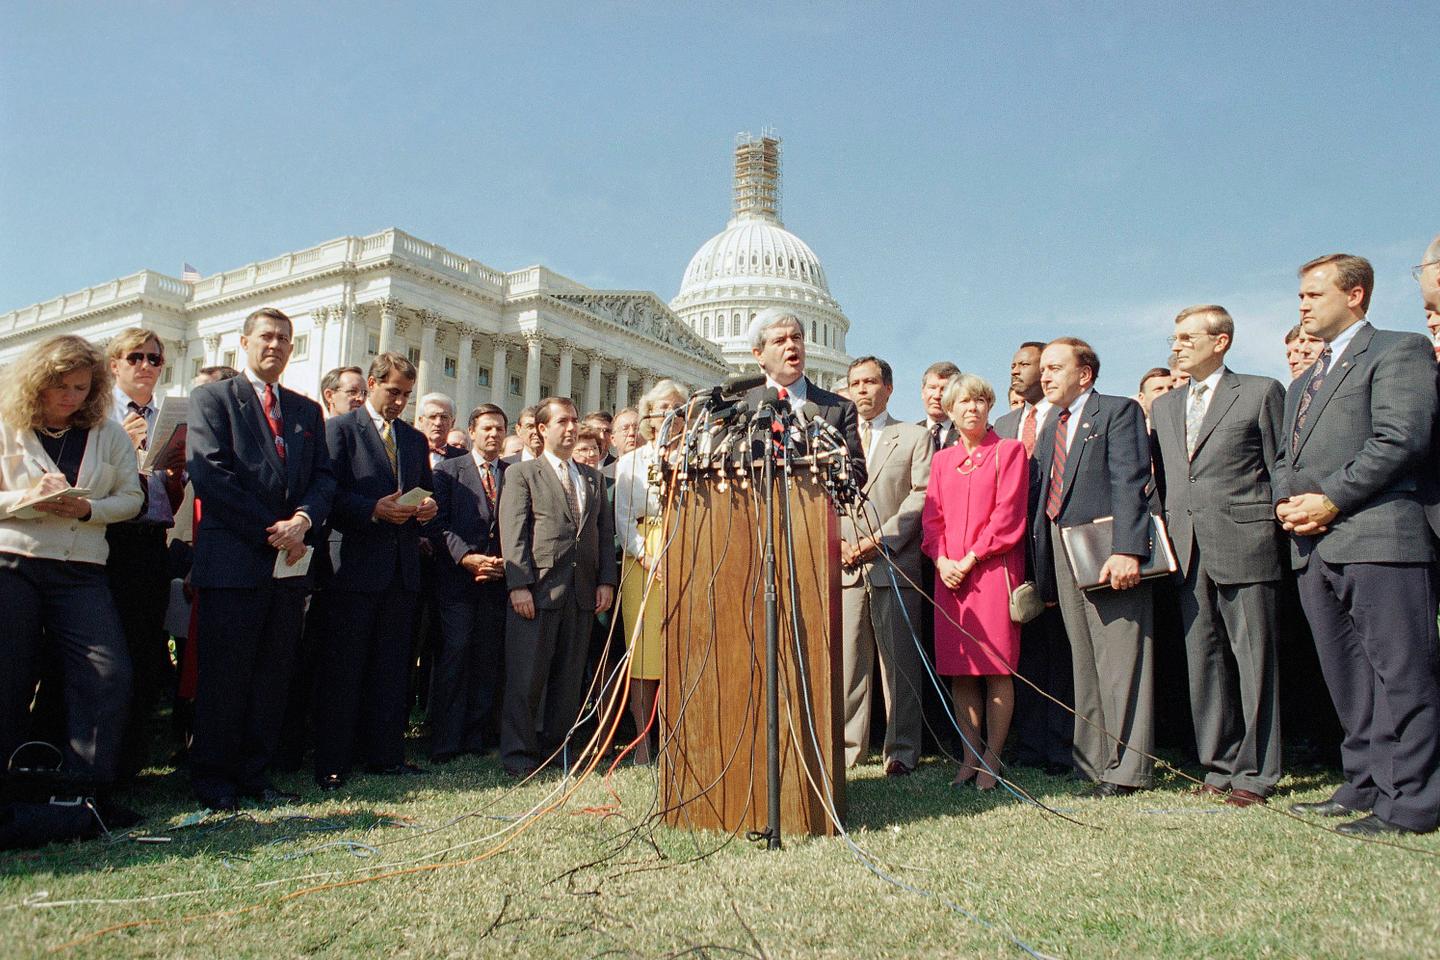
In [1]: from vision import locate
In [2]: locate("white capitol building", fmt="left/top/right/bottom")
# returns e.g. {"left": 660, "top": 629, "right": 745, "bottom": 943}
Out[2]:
{"left": 0, "top": 133, "right": 851, "bottom": 414}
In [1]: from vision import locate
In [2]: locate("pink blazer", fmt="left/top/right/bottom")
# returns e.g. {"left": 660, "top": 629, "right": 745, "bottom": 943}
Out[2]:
{"left": 921, "top": 430, "right": 1028, "bottom": 571}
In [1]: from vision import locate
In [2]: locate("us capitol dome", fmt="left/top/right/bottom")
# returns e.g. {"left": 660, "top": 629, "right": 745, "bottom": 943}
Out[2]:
{"left": 670, "top": 133, "right": 852, "bottom": 390}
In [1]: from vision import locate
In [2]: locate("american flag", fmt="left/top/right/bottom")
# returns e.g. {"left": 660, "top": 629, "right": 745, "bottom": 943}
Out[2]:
{"left": 181, "top": 262, "right": 201, "bottom": 283}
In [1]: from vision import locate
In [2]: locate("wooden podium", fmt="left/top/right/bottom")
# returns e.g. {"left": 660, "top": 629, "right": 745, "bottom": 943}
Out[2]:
{"left": 658, "top": 473, "right": 846, "bottom": 837}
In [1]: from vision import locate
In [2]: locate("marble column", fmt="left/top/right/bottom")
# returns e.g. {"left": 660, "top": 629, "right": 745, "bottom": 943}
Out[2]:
{"left": 204, "top": 334, "right": 221, "bottom": 365}
{"left": 491, "top": 337, "right": 511, "bottom": 415}
{"left": 455, "top": 324, "right": 476, "bottom": 420}
{"left": 416, "top": 310, "right": 441, "bottom": 403}
{"left": 613, "top": 364, "right": 630, "bottom": 411}
{"left": 378, "top": 297, "right": 400, "bottom": 354}
{"left": 523, "top": 332, "right": 544, "bottom": 407}
{"left": 585, "top": 353, "right": 604, "bottom": 413}
{"left": 640, "top": 373, "right": 657, "bottom": 397}
{"left": 555, "top": 340, "right": 574, "bottom": 400}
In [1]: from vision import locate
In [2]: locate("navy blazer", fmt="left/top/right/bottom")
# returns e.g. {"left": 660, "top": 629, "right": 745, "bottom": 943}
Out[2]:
{"left": 432, "top": 453, "right": 508, "bottom": 601}
{"left": 1027, "top": 391, "right": 1152, "bottom": 600}
{"left": 325, "top": 407, "right": 434, "bottom": 593}
{"left": 188, "top": 375, "right": 334, "bottom": 588}
{"left": 745, "top": 377, "right": 868, "bottom": 486}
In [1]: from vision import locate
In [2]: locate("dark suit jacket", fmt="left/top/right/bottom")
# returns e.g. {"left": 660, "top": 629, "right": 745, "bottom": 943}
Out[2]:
{"left": 1027, "top": 391, "right": 1152, "bottom": 600}
{"left": 746, "top": 377, "right": 867, "bottom": 486}
{"left": 432, "top": 453, "right": 508, "bottom": 602}
{"left": 1151, "top": 369, "right": 1285, "bottom": 584}
{"left": 325, "top": 407, "right": 434, "bottom": 592}
{"left": 499, "top": 455, "right": 618, "bottom": 610}
{"left": 188, "top": 375, "right": 334, "bottom": 588}
{"left": 915, "top": 417, "right": 961, "bottom": 451}
{"left": 1274, "top": 322, "right": 1438, "bottom": 568}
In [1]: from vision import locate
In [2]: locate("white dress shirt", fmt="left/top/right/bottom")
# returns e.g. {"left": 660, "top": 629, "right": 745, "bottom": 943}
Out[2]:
{"left": 542, "top": 449, "right": 586, "bottom": 515}
{"left": 1325, "top": 319, "right": 1367, "bottom": 368}
{"left": 109, "top": 385, "right": 174, "bottom": 526}
{"left": 1187, "top": 367, "right": 1226, "bottom": 419}
{"left": 765, "top": 375, "right": 808, "bottom": 407}
{"left": 860, "top": 411, "right": 892, "bottom": 463}
{"left": 1058, "top": 388, "right": 1094, "bottom": 449}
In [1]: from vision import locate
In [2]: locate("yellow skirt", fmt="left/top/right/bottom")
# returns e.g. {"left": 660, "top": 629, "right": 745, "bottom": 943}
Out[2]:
{"left": 620, "top": 518, "right": 665, "bottom": 681}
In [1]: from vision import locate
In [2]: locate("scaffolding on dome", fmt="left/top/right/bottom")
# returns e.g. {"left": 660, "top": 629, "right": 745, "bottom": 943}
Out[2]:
{"left": 732, "top": 130, "right": 782, "bottom": 224}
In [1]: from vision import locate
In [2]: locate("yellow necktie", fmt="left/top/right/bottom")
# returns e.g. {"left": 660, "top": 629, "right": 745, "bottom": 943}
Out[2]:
{"left": 381, "top": 419, "right": 398, "bottom": 475}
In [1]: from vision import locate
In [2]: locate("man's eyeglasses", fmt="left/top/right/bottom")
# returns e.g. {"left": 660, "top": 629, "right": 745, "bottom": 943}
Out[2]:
{"left": 124, "top": 352, "right": 164, "bottom": 368}
{"left": 1165, "top": 333, "right": 1212, "bottom": 347}
{"left": 1412, "top": 260, "right": 1440, "bottom": 282}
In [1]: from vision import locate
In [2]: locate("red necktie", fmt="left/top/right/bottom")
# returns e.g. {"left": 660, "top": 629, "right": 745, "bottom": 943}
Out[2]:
{"left": 771, "top": 386, "right": 789, "bottom": 449}
{"left": 1045, "top": 407, "right": 1071, "bottom": 520}
{"left": 480, "top": 462, "right": 497, "bottom": 505}
{"left": 262, "top": 383, "right": 286, "bottom": 460}
{"left": 1020, "top": 406, "right": 1038, "bottom": 457}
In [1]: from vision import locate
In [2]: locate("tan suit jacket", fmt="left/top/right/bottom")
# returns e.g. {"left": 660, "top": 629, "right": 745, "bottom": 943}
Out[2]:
{"left": 839, "top": 413, "right": 932, "bottom": 588}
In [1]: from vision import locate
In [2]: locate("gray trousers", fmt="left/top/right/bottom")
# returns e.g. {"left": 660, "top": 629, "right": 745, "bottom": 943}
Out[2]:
{"left": 1052, "top": 524, "right": 1155, "bottom": 787}
{"left": 840, "top": 581, "right": 925, "bottom": 768}
{"left": 1178, "top": 562, "right": 1282, "bottom": 794}
{"left": 500, "top": 600, "right": 586, "bottom": 770}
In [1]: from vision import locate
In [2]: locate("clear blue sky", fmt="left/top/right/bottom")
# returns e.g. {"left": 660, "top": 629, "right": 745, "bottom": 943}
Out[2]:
{"left": 2, "top": 2, "right": 1434, "bottom": 418}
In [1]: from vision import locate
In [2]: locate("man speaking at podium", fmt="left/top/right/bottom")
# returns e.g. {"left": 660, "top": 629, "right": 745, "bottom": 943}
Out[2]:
{"left": 744, "top": 307, "right": 866, "bottom": 486}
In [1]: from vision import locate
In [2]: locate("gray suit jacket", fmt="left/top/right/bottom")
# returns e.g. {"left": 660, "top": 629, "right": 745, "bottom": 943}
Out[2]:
{"left": 1273, "top": 322, "right": 1438, "bottom": 568}
{"left": 499, "top": 455, "right": 618, "bottom": 610}
{"left": 839, "top": 413, "right": 932, "bottom": 588}
{"left": 1152, "top": 369, "right": 1285, "bottom": 584}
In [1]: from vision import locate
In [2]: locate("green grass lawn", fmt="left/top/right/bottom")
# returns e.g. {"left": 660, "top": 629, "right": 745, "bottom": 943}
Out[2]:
{"left": 3, "top": 750, "right": 1438, "bottom": 959}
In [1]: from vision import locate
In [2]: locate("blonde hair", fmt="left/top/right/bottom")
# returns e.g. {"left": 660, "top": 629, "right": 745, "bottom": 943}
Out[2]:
{"left": 637, "top": 378, "right": 686, "bottom": 440}
{"left": 0, "top": 335, "right": 114, "bottom": 430}
{"left": 106, "top": 327, "right": 164, "bottom": 361}
{"left": 941, "top": 372, "right": 996, "bottom": 417}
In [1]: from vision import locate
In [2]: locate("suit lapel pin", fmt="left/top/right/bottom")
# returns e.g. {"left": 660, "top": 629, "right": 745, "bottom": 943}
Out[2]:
{"left": 1081, "top": 423, "right": 1090, "bottom": 430}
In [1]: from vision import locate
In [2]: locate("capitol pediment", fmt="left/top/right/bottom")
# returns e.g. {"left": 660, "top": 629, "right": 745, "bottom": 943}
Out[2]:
{"left": 550, "top": 291, "right": 725, "bottom": 364}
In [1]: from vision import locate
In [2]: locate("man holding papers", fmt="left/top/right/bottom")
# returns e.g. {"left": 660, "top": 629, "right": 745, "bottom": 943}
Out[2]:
{"left": 312, "top": 352, "right": 436, "bottom": 791}
{"left": 187, "top": 308, "right": 334, "bottom": 811}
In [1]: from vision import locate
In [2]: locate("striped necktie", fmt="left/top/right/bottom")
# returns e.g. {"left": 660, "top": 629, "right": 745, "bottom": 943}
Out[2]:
{"left": 1020, "top": 406, "right": 1037, "bottom": 457}
{"left": 480, "top": 461, "right": 497, "bottom": 505}
{"left": 1045, "top": 407, "right": 1072, "bottom": 520}
{"left": 380, "top": 419, "right": 399, "bottom": 479}
{"left": 262, "top": 384, "right": 286, "bottom": 460}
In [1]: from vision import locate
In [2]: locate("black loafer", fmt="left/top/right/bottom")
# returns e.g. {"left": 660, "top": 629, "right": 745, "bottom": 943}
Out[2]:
{"left": 367, "top": 761, "right": 426, "bottom": 776}
{"left": 1083, "top": 781, "right": 1140, "bottom": 798}
{"left": 1335, "top": 814, "right": 1422, "bottom": 837}
{"left": 316, "top": 773, "right": 345, "bottom": 792}
{"left": 198, "top": 793, "right": 238, "bottom": 812}
{"left": 1289, "top": 799, "right": 1356, "bottom": 818}
{"left": 247, "top": 785, "right": 300, "bottom": 805}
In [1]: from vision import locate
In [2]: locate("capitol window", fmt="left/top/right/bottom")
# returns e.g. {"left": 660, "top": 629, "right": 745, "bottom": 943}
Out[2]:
{"left": 477, "top": 366, "right": 491, "bottom": 388}
{"left": 367, "top": 333, "right": 380, "bottom": 356}
{"left": 292, "top": 334, "right": 309, "bottom": 361}
{"left": 407, "top": 346, "right": 422, "bottom": 367}
{"left": 509, "top": 375, "right": 522, "bottom": 396}
{"left": 443, "top": 356, "right": 457, "bottom": 379}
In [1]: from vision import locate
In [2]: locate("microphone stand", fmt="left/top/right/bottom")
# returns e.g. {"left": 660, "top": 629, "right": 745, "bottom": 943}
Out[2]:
{"left": 755, "top": 391, "right": 787, "bottom": 851}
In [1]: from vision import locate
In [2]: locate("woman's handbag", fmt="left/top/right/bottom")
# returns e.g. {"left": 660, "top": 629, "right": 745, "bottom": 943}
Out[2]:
{"left": 994, "top": 447, "right": 1044, "bottom": 624}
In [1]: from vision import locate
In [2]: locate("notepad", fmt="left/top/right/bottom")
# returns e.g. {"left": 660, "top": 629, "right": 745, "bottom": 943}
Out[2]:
{"left": 395, "top": 487, "right": 432, "bottom": 508}
{"left": 9, "top": 485, "right": 93, "bottom": 515}
{"left": 273, "top": 546, "right": 314, "bottom": 578}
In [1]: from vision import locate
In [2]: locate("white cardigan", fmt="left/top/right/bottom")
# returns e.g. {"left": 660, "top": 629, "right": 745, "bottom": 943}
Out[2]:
{"left": 0, "top": 418, "right": 145, "bottom": 565}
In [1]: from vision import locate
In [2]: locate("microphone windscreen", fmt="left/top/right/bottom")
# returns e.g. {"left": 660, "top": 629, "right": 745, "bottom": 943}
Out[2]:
{"left": 801, "top": 402, "right": 821, "bottom": 421}
{"left": 762, "top": 387, "right": 781, "bottom": 407}
{"left": 721, "top": 372, "right": 767, "bottom": 397}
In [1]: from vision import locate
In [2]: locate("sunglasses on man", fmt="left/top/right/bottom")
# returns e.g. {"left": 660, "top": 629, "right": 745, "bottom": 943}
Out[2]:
{"left": 125, "top": 352, "right": 164, "bottom": 367}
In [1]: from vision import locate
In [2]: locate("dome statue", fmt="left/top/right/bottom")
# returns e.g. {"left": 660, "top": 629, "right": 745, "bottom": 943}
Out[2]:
{"left": 670, "top": 133, "right": 852, "bottom": 390}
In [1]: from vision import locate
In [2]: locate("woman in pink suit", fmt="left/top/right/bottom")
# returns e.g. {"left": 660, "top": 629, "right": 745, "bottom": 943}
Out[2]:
{"left": 921, "top": 373, "right": 1028, "bottom": 790}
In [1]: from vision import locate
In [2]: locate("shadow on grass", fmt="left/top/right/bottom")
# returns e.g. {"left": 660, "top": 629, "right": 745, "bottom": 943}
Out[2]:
{"left": 0, "top": 749, "right": 539, "bottom": 882}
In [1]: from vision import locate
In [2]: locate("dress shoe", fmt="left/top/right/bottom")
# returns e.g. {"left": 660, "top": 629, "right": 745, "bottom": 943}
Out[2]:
{"left": 1225, "top": 789, "right": 1267, "bottom": 808}
{"left": 1335, "top": 814, "right": 1423, "bottom": 837}
{"left": 198, "top": 793, "right": 238, "bottom": 812}
{"left": 1289, "top": 798, "right": 1357, "bottom": 818}
{"left": 1190, "top": 783, "right": 1228, "bottom": 798}
{"left": 367, "top": 761, "right": 426, "bottom": 776}
{"left": 246, "top": 785, "right": 301, "bottom": 805}
{"left": 96, "top": 799, "right": 145, "bottom": 830}
{"left": 1043, "top": 762, "right": 1073, "bottom": 777}
{"left": 1083, "top": 781, "right": 1140, "bottom": 799}
{"left": 884, "top": 759, "right": 913, "bottom": 778}
{"left": 316, "top": 773, "right": 345, "bottom": 792}
{"left": 430, "top": 751, "right": 458, "bottom": 764}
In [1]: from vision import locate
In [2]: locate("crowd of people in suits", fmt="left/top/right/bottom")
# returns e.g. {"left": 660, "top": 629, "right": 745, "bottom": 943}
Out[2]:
{"left": 3, "top": 240, "right": 1439, "bottom": 842}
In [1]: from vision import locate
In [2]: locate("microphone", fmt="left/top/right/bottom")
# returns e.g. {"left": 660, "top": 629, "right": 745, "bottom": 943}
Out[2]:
{"left": 721, "top": 372, "right": 766, "bottom": 398}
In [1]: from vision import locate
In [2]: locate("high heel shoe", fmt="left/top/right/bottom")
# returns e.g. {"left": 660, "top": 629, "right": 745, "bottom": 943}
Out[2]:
{"left": 950, "top": 765, "right": 979, "bottom": 789}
